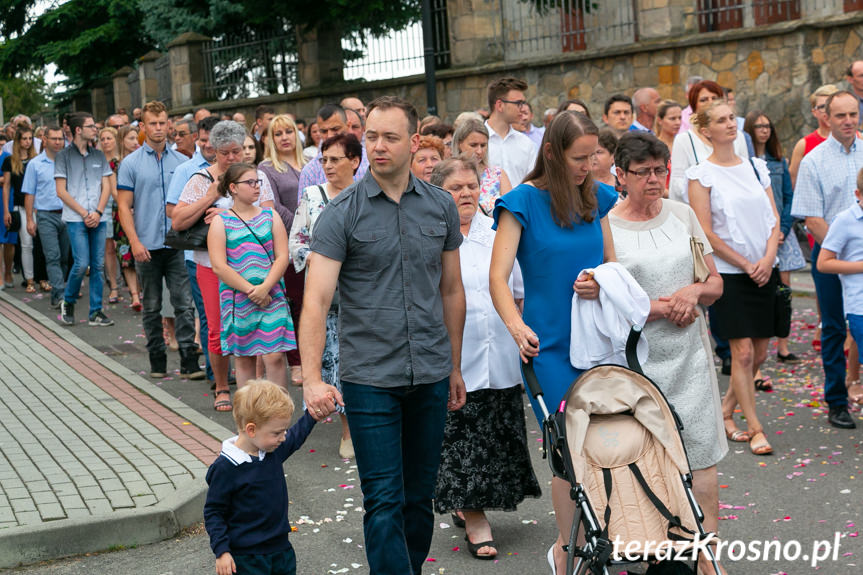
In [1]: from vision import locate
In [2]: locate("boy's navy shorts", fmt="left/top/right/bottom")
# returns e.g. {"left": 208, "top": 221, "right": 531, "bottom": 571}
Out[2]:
{"left": 234, "top": 547, "right": 296, "bottom": 575}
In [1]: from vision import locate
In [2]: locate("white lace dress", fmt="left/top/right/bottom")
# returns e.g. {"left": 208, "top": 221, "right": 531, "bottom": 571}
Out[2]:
{"left": 609, "top": 200, "right": 728, "bottom": 470}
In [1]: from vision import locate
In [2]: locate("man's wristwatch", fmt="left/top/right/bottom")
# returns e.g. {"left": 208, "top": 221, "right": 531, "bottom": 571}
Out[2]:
{"left": 94, "top": 209, "right": 103, "bottom": 216}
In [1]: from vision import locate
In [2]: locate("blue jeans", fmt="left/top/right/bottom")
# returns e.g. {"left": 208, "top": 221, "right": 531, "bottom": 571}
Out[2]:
{"left": 233, "top": 546, "right": 296, "bottom": 575}
{"left": 811, "top": 243, "right": 848, "bottom": 408}
{"left": 342, "top": 378, "right": 449, "bottom": 575}
{"left": 848, "top": 314, "right": 863, "bottom": 366}
{"left": 36, "top": 211, "right": 70, "bottom": 301}
{"left": 64, "top": 221, "right": 106, "bottom": 315}
{"left": 708, "top": 305, "right": 730, "bottom": 360}
{"left": 186, "top": 259, "right": 213, "bottom": 380}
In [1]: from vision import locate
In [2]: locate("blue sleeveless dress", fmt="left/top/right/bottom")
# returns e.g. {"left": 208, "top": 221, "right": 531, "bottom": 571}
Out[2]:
{"left": 493, "top": 183, "right": 618, "bottom": 424}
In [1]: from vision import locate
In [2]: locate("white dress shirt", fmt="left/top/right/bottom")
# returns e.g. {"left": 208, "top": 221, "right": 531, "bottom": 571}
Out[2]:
{"left": 460, "top": 212, "right": 524, "bottom": 393}
{"left": 486, "top": 121, "right": 538, "bottom": 187}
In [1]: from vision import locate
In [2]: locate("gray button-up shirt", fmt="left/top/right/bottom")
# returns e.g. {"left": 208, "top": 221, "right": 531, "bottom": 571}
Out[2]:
{"left": 54, "top": 145, "right": 112, "bottom": 223}
{"left": 311, "top": 172, "right": 462, "bottom": 387}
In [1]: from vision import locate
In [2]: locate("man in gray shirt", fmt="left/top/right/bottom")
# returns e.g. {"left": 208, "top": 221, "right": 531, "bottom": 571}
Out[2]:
{"left": 300, "top": 96, "right": 466, "bottom": 575}
{"left": 54, "top": 112, "right": 113, "bottom": 327}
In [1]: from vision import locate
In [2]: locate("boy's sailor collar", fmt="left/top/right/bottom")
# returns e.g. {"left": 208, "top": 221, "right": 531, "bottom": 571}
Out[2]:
{"left": 220, "top": 436, "right": 267, "bottom": 465}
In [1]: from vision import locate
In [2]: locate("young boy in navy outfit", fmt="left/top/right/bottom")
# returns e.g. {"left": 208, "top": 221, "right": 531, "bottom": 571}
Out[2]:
{"left": 817, "top": 167, "right": 863, "bottom": 407}
{"left": 204, "top": 379, "right": 316, "bottom": 575}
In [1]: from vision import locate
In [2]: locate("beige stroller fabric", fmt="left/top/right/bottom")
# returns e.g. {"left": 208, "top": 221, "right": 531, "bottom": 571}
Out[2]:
{"left": 563, "top": 365, "right": 701, "bottom": 551}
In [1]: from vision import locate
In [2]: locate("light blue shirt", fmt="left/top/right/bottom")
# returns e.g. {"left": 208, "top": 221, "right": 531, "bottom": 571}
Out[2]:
{"left": 22, "top": 151, "right": 62, "bottom": 211}
{"left": 117, "top": 142, "right": 187, "bottom": 250}
{"left": 297, "top": 145, "right": 369, "bottom": 201}
{"left": 791, "top": 134, "right": 863, "bottom": 226}
{"left": 822, "top": 202, "right": 863, "bottom": 316}
{"left": 166, "top": 150, "right": 210, "bottom": 262}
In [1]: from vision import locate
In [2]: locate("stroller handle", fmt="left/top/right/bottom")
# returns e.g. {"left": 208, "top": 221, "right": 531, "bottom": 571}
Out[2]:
{"left": 522, "top": 357, "right": 544, "bottom": 401}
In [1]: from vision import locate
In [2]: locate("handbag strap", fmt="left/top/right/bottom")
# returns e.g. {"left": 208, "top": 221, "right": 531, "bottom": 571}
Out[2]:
{"left": 687, "top": 132, "right": 699, "bottom": 164}
{"left": 229, "top": 208, "right": 274, "bottom": 264}
{"left": 317, "top": 184, "right": 329, "bottom": 205}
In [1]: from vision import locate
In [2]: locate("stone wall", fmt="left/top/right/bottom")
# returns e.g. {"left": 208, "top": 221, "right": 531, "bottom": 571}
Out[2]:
{"left": 182, "top": 12, "right": 863, "bottom": 153}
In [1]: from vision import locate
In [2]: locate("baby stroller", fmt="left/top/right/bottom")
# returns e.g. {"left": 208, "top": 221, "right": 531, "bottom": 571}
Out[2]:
{"left": 524, "top": 326, "right": 722, "bottom": 575}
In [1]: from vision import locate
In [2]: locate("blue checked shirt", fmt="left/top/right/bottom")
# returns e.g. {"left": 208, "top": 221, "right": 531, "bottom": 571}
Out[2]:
{"left": 791, "top": 134, "right": 863, "bottom": 225}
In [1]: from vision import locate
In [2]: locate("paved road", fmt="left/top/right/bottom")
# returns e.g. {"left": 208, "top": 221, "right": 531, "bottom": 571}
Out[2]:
{"left": 2, "top": 273, "right": 862, "bottom": 574}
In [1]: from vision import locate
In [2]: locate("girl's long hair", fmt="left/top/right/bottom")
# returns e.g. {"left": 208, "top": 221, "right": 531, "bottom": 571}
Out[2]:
{"left": 11, "top": 127, "right": 36, "bottom": 175}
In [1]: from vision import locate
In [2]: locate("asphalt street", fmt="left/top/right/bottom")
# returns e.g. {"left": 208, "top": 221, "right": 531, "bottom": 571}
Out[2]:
{"left": 2, "top": 278, "right": 861, "bottom": 575}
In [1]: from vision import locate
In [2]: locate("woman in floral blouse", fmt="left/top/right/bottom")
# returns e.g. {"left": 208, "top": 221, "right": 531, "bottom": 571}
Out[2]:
{"left": 289, "top": 132, "right": 361, "bottom": 459}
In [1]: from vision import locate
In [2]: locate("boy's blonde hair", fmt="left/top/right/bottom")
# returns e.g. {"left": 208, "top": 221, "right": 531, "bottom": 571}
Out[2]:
{"left": 233, "top": 380, "right": 295, "bottom": 431}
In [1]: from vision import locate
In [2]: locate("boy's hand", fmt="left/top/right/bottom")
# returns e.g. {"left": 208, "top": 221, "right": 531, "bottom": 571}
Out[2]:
{"left": 215, "top": 552, "right": 236, "bottom": 575}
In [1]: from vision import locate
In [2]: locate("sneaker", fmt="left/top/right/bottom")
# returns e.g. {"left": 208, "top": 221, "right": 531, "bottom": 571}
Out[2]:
{"left": 88, "top": 310, "right": 114, "bottom": 327}
{"left": 180, "top": 351, "right": 206, "bottom": 380}
{"left": 50, "top": 295, "right": 62, "bottom": 309}
{"left": 58, "top": 301, "right": 74, "bottom": 325}
{"left": 149, "top": 352, "right": 167, "bottom": 379}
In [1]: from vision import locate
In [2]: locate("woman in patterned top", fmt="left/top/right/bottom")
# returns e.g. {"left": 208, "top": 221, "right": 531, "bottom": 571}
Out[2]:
{"left": 451, "top": 119, "right": 512, "bottom": 215}
{"left": 288, "top": 133, "right": 361, "bottom": 459}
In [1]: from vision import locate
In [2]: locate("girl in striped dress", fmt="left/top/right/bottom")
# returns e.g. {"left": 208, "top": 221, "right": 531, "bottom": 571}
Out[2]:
{"left": 208, "top": 163, "right": 295, "bottom": 388}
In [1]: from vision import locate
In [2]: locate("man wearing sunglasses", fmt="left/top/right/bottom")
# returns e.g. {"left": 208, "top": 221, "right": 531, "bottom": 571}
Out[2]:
{"left": 485, "top": 76, "right": 538, "bottom": 187}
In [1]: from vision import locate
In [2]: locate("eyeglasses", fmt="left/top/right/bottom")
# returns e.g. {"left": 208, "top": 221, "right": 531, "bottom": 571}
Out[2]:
{"left": 499, "top": 99, "right": 528, "bottom": 109}
{"left": 236, "top": 179, "right": 263, "bottom": 188}
{"left": 176, "top": 131, "right": 190, "bottom": 138}
{"left": 627, "top": 166, "right": 668, "bottom": 179}
{"left": 318, "top": 155, "right": 347, "bottom": 166}
{"left": 753, "top": 123, "right": 771, "bottom": 130}
{"left": 82, "top": 124, "right": 97, "bottom": 129}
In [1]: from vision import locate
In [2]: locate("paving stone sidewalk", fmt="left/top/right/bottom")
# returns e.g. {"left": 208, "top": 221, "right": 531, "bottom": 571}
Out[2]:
{"left": 0, "top": 293, "right": 231, "bottom": 568}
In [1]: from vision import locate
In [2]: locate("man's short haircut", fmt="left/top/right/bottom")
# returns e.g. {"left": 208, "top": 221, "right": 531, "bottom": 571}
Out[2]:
{"left": 317, "top": 103, "right": 347, "bottom": 123}
{"left": 345, "top": 108, "right": 364, "bottom": 128}
{"left": 632, "top": 88, "right": 655, "bottom": 109}
{"left": 809, "top": 84, "right": 839, "bottom": 106}
{"left": 598, "top": 128, "right": 619, "bottom": 155}
{"left": 614, "top": 131, "right": 670, "bottom": 173}
{"left": 44, "top": 125, "right": 63, "bottom": 138}
{"left": 846, "top": 61, "right": 863, "bottom": 77}
{"left": 198, "top": 115, "right": 221, "bottom": 133}
{"left": 826, "top": 90, "right": 859, "bottom": 116}
{"left": 604, "top": 94, "right": 633, "bottom": 116}
{"left": 233, "top": 380, "right": 295, "bottom": 431}
{"left": 430, "top": 157, "right": 481, "bottom": 189}
{"left": 176, "top": 119, "right": 197, "bottom": 133}
{"left": 67, "top": 112, "right": 93, "bottom": 138}
{"left": 487, "top": 76, "right": 529, "bottom": 111}
{"left": 255, "top": 104, "right": 275, "bottom": 120}
{"left": 421, "top": 123, "right": 454, "bottom": 139}
{"left": 367, "top": 96, "right": 419, "bottom": 135}
{"left": 142, "top": 100, "right": 167, "bottom": 121}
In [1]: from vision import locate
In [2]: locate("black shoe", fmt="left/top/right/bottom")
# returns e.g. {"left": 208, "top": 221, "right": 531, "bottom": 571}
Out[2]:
{"left": 180, "top": 351, "right": 205, "bottom": 380}
{"left": 828, "top": 406, "right": 857, "bottom": 429}
{"left": 88, "top": 310, "right": 114, "bottom": 327}
{"left": 720, "top": 356, "right": 731, "bottom": 376}
{"left": 777, "top": 352, "right": 800, "bottom": 362}
{"left": 149, "top": 352, "right": 167, "bottom": 379}
{"left": 58, "top": 301, "right": 74, "bottom": 326}
{"left": 50, "top": 295, "right": 62, "bottom": 309}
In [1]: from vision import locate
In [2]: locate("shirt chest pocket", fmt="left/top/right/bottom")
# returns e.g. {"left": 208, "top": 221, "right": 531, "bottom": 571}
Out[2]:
{"left": 420, "top": 224, "right": 446, "bottom": 267}
{"left": 351, "top": 228, "right": 391, "bottom": 271}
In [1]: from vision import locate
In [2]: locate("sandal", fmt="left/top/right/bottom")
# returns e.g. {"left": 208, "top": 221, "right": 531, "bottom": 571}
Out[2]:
{"left": 451, "top": 512, "right": 466, "bottom": 529}
{"left": 847, "top": 380, "right": 863, "bottom": 404}
{"left": 39, "top": 280, "right": 52, "bottom": 292}
{"left": 108, "top": 288, "right": 121, "bottom": 304}
{"left": 464, "top": 534, "right": 497, "bottom": 560}
{"left": 723, "top": 416, "right": 750, "bottom": 442}
{"left": 748, "top": 427, "right": 773, "bottom": 456}
{"left": 130, "top": 299, "right": 142, "bottom": 312}
{"left": 754, "top": 377, "right": 773, "bottom": 392}
{"left": 214, "top": 389, "right": 232, "bottom": 412}
{"left": 24, "top": 281, "right": 36, "bottom": 293}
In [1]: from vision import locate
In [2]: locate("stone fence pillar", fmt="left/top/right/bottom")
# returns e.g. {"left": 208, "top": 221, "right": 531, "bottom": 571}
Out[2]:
{"left": 296, "top": 25, "right": 344, "bottom": 89}
{"left": 112, "top": 66, "right": 133, "bottom": 114}
{"left": 639, "top": 0, "right": 693, "bottom": 39}
{"left": 447, "top": 0, "right": 504, "bottom": 67}
{"left": 138, "top": 51, "right": 162, "bottom": 105}
{"left": 167, "top": 32, "right": 210, "bottom": 108}
{"left": 90, "top": 84, "right": 108, "bottom": 121}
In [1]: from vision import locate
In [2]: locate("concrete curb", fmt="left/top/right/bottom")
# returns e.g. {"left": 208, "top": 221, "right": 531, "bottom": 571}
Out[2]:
{"left": 0, "top": 292, "right": 234, "bottom": 568}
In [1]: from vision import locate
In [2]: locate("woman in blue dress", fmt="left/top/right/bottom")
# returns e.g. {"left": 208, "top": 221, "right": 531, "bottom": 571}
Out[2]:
{"left": 490, "top": 110, "right": 617, "bottom": 574}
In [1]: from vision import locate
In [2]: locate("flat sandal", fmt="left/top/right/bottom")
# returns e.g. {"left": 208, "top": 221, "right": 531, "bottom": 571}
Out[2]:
{"left": 748, "top": 427, "right": 773, "bottom": 456}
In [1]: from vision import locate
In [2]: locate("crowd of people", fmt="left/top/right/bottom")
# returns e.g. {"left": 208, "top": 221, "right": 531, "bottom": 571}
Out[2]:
{"left": 6, "top": 60, "right": 863, "bottom": 575}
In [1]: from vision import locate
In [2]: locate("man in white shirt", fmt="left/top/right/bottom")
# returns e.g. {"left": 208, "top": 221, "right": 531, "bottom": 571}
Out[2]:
{"left": 630, "top": 87, "right": 661, "bottom": 133}
{"left": 602, "top": 94, "right": 634, "bottom": 137}
{"left": 484, "top": 76, "right": 538, "bottom": 186}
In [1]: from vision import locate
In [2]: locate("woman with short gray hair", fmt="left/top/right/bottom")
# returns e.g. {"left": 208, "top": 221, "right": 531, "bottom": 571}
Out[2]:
{"left": 171, "top": 120, "right": 277, "bottom": 411}
{"left": 451, "top": 119, "right": 512, "bottom": 214}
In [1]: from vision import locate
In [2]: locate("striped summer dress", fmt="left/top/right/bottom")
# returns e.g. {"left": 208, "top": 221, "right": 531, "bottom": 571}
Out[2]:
{"left": 219, "top": 208, "right": 296, "bottom": 356}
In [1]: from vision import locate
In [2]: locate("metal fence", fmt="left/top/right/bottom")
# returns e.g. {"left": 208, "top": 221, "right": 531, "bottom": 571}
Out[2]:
{"left": 155, "top": 54, "right": 172, "bottom": 109}
{"left": 501, "top": 0, "right": 638, "bottom": 60}
{"left": 202, "top": 31, "right": 298, "bottom": 101}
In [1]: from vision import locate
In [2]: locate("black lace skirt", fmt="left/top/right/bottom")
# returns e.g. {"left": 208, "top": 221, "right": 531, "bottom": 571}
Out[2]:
{"left": 434, "top": 385, "right": 542, "bottom": 513}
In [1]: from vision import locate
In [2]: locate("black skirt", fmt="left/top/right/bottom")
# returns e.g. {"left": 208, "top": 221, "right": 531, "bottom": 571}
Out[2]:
{"left": 434, "top": 386, "right": 542, "bottom": 513}
{"left": 712, "top": 269, "right": 778, "bottom": 340}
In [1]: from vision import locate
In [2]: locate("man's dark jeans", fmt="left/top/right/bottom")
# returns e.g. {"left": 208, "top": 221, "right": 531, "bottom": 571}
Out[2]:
{"left": 342, "top": 378, "right": 449, "bottom": 575}
{"left": 811, "top": 243, "right": 848, "bottom": 408}
{"left": 135, "top": 248, "right": 196, "bottom": 356}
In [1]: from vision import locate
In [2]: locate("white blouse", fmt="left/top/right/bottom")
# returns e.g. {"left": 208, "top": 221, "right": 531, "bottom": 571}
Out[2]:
{"left": 460, "top": 212, "right": 525, "bottom": 393}
{"left": 669, "top": 129, "right": 750, "bottom": 204}
{"left": 685, "top": 158, "right": 776, "bottom": 274}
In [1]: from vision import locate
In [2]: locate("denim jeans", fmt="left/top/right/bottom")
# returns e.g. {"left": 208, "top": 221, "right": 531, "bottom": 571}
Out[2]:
{"left": 135, "top": 248, "right": 196, "bottom": 356}
{"left": 811, "top": 243, "right": 848, "bottom": 408}
{"left": 36, "top": 211, "right": 70, "bottom": 301}
{"left": 186, "top": 259, "right": 212, "bottom": 379}
{"left": 848, "top": 314, "right": 863, "bottom": 366}
{"left": 64, "top": 221, "right": 106, "bottom": 315}
{"left": 708, "top": 306, "right": 730, "bottom": 360}
{"left": 342, "top": 378, "right": 449, "bottom": 575}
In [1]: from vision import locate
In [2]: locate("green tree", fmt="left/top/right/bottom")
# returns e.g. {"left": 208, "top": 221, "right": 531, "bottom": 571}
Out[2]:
{"left": 0, "top": 70, "right": 48, "bottom": 117}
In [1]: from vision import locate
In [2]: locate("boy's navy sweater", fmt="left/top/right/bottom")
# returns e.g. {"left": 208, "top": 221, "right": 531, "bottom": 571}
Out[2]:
{"left": 204, "top": 411, "right": 316, "bottom": 557}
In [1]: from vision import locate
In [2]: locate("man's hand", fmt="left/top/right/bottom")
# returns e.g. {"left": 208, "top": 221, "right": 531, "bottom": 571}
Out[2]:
{"left": 215, "top": 552, "right": 236, "bottom": 575}
{"left": 303, "top": 377, "right": 344, "bottom": 421}
{"left": 83, "top": 212, "right": 100, "bottom": 228}
{"left": 447, "top": 370, "right": 466, "bottom": 411}
{"left": 204, "top": 206, "right": 225, "bottom": 224}
{"left": 131, "top": 240, "right": 151, "bottom": 262}
{"left": 26, "top": 218, "right": 36, "bottom": 237}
